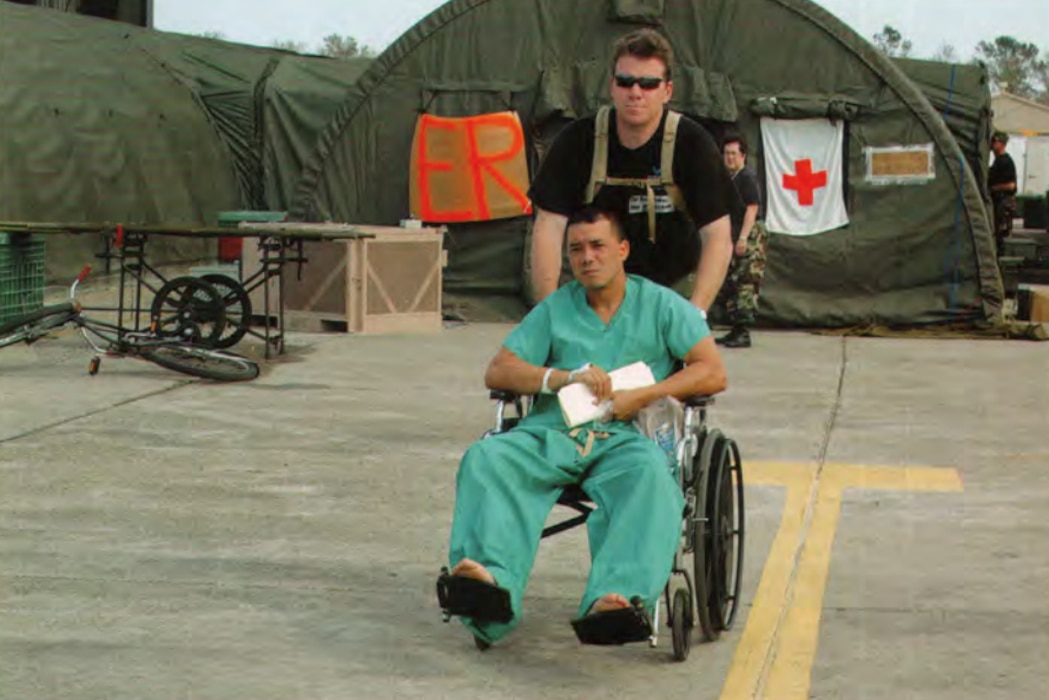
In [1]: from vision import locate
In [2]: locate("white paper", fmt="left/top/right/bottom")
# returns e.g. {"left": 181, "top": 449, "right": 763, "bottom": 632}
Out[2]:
{"left": 557, "top": 361, "right": 656, "bottom": 427}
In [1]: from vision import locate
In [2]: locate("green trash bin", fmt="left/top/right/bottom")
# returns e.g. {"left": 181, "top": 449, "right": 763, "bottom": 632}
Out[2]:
{"left": 0, "top": 232, "right": 45, "bottom": 326}
{"left": 216, "top": 211, "right": 287, "bottom": 262}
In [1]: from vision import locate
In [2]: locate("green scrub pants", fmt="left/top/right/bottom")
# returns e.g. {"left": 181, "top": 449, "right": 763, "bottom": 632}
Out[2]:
{"left": 448, "top": 426, "right": 684, "bottom": 643}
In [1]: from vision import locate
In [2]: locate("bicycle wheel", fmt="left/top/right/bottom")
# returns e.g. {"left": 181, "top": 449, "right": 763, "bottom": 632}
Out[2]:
{"left": 150, "top": 276, "right": 226, "bottom": 347}
{"left": 0, "top": 303, "right": 78, "bottom": 348}
{"left": 200, "top": 274, "right": 252, "bottom": 349}
{"left": 0, "top": 325, "right": 33, "bottom": 348}
{"left": 140, "top": 344, "right": 259, "bottom": 382}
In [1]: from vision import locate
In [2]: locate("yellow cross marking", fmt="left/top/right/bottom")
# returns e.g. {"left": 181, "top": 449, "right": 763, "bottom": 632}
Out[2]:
{"left": 720, "top": 461, "right": 964, "bottom": 700}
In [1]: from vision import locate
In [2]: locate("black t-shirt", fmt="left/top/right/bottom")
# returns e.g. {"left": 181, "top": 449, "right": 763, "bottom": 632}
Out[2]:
{"left": 729, "top": 167, "right": 762, "bottom": 237}
{"left": 988, "top": 152, "right": 1017, "bottom": 193}
{"left": 529, "top": 109, "right": 736, "bottom": 285}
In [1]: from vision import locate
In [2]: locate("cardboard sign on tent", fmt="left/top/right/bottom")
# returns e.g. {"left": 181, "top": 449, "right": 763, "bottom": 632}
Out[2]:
{"left": 409, "top": 112, "right": 532, "bottom": 223}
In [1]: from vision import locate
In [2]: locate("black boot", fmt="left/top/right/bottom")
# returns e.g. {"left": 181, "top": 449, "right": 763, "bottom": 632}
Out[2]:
{"left": 716, "top": 327, "right": 751, "bottom": 348}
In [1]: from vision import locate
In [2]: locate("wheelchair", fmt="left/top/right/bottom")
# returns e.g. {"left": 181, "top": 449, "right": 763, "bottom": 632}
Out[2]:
{"left": 482, "top": 388, "right": 745, "bottom": 661}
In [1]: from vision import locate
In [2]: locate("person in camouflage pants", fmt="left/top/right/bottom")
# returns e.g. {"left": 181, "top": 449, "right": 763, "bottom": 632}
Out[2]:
{"left": 714, "top": 135, "right": 768, "bottom": 348}
{"left": 721, "top": 220, "right": 767, "bottom": 329}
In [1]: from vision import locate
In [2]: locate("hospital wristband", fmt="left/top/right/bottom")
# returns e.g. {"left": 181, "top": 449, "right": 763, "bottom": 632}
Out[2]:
{"left": 540, "top": 367, "right": 556, "bottom": 394}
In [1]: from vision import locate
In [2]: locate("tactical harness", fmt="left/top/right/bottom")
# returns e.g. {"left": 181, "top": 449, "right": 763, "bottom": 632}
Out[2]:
{"left": 584, "top": 106, "right": 687, "bottom": 242}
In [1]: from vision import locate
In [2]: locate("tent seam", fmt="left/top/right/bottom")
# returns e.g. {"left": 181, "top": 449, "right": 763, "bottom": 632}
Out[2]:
{"left": 290, "top": 0, "right": 498, "bottom": 221}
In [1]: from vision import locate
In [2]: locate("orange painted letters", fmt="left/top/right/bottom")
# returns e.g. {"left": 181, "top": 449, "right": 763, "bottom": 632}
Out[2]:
{"left": 410, "top": 112, "right": 532, "bottom": 223}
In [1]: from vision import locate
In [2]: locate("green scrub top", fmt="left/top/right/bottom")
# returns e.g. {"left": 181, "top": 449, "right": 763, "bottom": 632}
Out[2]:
{"left": 504, "top": 275, "right": 710, "bottom": 432}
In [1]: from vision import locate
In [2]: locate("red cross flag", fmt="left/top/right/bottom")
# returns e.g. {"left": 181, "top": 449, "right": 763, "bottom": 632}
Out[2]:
{"left": 760, "top": 117, "right": 849, "bottom": 236}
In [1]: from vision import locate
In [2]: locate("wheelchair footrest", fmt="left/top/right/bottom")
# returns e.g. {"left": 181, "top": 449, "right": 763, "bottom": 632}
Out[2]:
{"left": 436, "top": 567, "right": 513, "bottom": 623}
{"left": 571, "top": 596, "right": 652, "bottom": 645}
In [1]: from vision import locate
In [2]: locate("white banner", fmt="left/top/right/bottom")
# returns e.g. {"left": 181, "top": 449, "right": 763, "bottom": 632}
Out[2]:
{"left": 761, "top": 117, "right": 849, "bottom": 236}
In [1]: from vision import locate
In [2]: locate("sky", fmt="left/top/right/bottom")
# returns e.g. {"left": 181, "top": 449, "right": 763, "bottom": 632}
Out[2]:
{"left": 154, "top": 0, "right": 1049, "bottom": 59}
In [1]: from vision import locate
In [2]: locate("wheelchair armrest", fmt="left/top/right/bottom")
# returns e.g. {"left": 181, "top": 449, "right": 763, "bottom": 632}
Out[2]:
{"left": 672, "top": 360, "right": 716, "bottom": 408}
{"left": 488, "top": 389, "right": 530, "bottom": 435}
{"left": 493, "top": 388, "right": 711, "bottom": 407}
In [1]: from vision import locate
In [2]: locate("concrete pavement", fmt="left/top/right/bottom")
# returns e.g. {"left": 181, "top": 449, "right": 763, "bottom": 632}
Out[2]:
{"left": 1, "top": 310, "right": 1046, "bottom": 699}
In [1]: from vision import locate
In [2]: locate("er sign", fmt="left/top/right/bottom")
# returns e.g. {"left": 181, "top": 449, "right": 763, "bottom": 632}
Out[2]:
{"left": 409, "top": 111, "right": 533, "bottom": 223}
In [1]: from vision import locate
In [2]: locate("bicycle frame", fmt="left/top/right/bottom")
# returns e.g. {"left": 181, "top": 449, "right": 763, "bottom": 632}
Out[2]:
{"left": 2, "top": 265, "right": 260, "bottom": 382}
{"left": 13, "top": 265, "right": 163, "bottom": 359}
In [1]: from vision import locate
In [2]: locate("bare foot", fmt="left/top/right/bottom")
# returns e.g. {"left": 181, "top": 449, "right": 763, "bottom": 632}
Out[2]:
{"left": 589, "top": 593, "right": 630, "bottom": 614}
{"left": 450, "top": 558, "right": 495, "bottom": 584}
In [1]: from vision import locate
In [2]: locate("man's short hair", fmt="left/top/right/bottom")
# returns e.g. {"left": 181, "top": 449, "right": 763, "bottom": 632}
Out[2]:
{"left": 723, "top": 134, "right": 747, "bottom": 155}
{"left": 566, "top": 206, "right": 627, "bottom": 241}
{"left": 992, "top": 130, "right": 1009, "bottom": 145}
{"left": 610, "top": 29, "right": 674, "bottom": 81}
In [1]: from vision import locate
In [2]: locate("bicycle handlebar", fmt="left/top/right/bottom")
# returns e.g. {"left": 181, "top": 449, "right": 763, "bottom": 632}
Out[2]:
{"left": 71, "top": 265, "right": 91, "bottom": 301}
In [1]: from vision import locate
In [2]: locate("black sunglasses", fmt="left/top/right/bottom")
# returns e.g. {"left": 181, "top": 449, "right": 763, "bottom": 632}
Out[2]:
{"left": 613, "top": 73, "right": 665, "bottom": 90}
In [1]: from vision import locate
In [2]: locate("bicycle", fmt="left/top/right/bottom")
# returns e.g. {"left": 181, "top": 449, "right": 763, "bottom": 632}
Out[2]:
{"left": 0, "top": 266, "right": 260, "bottom": 382}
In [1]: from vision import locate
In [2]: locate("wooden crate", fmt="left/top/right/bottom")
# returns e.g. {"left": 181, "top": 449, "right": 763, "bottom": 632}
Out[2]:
{"left": 1028, "top": 285, "right": 1049, "bottom": 323}
{"left": 282, "top": 225, "right": 445, "bottom": 334}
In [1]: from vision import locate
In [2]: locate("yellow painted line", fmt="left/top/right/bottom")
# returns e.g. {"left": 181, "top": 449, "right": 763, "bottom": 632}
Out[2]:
{"left": 763, "top": 475, "right": 842, "bottom": 699}
{"left": 1005, "top": 454, "right": 1049, "bottom": 462}
{"left": 742, "top": 461, "right": 817, "bottom": 487}
{"left": 719, "top": 461, "right": 814, "bottom": 700}
{"left": 719, "top": 461, "right": 963, "bottom": 700}
{"left": 825, "top": 463, "right": 964, "bottom": 492}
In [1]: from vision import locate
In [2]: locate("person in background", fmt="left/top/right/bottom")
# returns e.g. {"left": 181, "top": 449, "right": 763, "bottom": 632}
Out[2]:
{"left": 713, "top": 134, "right": 767, "bottom": 349}
{"left": 988, "top": 131, "right": 1018, "bottom": 258}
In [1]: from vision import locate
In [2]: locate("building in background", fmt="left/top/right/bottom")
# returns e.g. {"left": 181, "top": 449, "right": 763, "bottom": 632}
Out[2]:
{"left": 2, "top": 0, "right": 151, "bottom": 27}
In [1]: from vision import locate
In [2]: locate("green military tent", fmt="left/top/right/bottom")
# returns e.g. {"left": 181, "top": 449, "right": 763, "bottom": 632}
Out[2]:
{"left": 290, "top": 0, "right": 1002, "bottom": 328}
{"left": 893, "top": 57, "right": 993, "bottom": 201}
{"left": 0, "top": 2, "right": 369, "bottom": 278}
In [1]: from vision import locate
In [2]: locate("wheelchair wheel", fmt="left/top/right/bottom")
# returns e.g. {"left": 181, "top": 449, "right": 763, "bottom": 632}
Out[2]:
{"left": 710, "top": 438, "right": 745, "bottom": 631}
{"left": 670, "top": 587, "right": 692, "bottom": 661}
{"left": 692, "top": 430, "right": 745, "bottom": 640}
{"left": 692, "top": 429, "right": 722, "bottom": 641}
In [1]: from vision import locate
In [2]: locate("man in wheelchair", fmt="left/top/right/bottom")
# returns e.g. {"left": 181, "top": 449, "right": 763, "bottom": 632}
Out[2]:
{"left": 437, "top": 205, "right": 727, "bottom": 648}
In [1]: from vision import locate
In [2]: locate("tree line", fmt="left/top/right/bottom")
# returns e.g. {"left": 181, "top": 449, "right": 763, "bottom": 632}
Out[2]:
{"left": 272, "top": 34, "right": 375, "bottom": 60}
{"left": 872, "top": 26, "right": 1048, "bottom": 105}
{"left": 195, "top": 32, "right": 375, "bottom": 60}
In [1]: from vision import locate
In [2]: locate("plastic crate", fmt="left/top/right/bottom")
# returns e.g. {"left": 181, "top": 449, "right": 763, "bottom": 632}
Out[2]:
{"left": 0, "top": 233, "right": 46, "bottom": 326}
